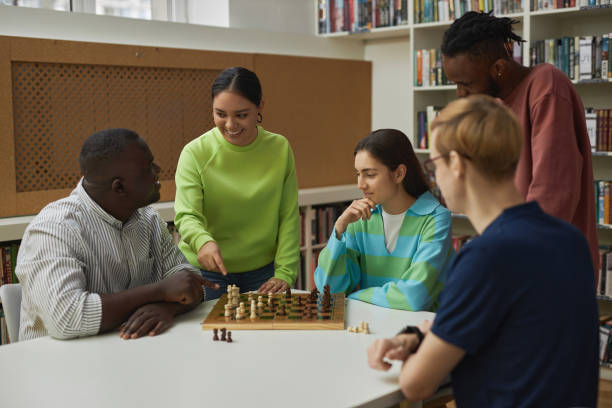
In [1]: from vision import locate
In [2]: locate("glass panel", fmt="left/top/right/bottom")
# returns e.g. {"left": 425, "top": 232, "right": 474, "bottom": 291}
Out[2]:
{"left": 95, "top": 0, "right": 151, "bottom": 19}
{"left": 6, "top": 0, "right": 70, "bottom": 10}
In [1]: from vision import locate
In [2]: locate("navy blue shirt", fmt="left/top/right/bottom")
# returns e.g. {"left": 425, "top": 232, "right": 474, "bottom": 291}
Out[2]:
{"left": 432, "top": 202, "right": 598, "bottom": 408}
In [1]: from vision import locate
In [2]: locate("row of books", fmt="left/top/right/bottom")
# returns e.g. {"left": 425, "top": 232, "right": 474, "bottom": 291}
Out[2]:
{"left": 535, "top": 0, "right": 610, "bottom": 11}
{"left": 296, "top": 249, "right": 324, "bottom": 291}
{"left": 529, "top": 35, "right": 611, "bottom": 81}
{"left": 586, "top": 108, "right": 612, "bottom": 152}
{"left": 301, "top": 203, "right": 350, "bottom": 247}
{"left": 414, "top": 44, "right": 522, "bottom": 87}
{"left": 317, "top": 0, "right": 409, "bottom": 34}
{"left": 452, "top": 235, "right": 473, "bottom": 252}
{"left": 0, "top": 242, "right": 19, "bottom": 287}
{"left": 0, "top": 309, "right": 8, "bottom": 345}
{"left": 416, "top": 105, "right": 442, "bottom": 149}
{"left": 596, "top": 180, "right": 612, "bottom": 226}
{"left": 414, "top": 0, "right": 522, "bottom": 24}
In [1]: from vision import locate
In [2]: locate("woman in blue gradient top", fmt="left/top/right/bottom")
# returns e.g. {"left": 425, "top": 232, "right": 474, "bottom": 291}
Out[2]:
{"left": 314, "top": 129, "right": 454, "bottom": 311}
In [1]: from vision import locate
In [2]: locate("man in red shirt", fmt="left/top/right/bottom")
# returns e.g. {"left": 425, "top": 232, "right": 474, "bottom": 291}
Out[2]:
{"left": 440, "top": 12, "right": 599, "bottom": 280}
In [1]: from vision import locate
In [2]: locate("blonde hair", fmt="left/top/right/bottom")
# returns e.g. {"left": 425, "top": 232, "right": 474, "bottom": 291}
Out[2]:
{"left": 431, "top": 95, "right": 523, "bottom": 181}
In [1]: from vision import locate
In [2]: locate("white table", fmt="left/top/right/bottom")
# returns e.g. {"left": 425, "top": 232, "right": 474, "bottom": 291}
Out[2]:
{"left": 0, "top": 298, "right": 443, "bottom": 408}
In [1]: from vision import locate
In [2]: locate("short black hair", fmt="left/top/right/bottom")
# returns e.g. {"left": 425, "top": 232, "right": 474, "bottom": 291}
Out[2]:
{"left": 211, "top": 67, "right": 262, "bottom": 106}
{"left": 441, "top": 12, "right": 523, "bottom": 60}
{"left": 79, "top": 128, "right": 141, "bottom": 178}
{"left": 355, "top": 129, "right": 430, "bottom": 198}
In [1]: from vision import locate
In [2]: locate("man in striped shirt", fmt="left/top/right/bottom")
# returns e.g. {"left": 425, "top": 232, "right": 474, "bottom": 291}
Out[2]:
{"left": 16, "top": 128, "right": 218, "bottom": 341}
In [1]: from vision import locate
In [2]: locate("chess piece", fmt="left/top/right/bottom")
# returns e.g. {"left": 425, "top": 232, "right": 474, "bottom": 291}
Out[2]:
{"left": 279, "top": 304, "right": 286, "bottom": 316}
{"left": 220, "top": 328, "right": 227, "bottom": 341}
{"left": 363, "top": 323, "right": 370, "bottom": 334}
{"left": 224, "top": 304, "right": 231, "bottom": 318}
{"left": 296, "top": 296, "right": 302, "bottom": 307}
{"left": 324, "top": 284, "right": 330, "bottom": 294}
{"left": 257, "top": 295, "right": 264, "bottom": 309}
{"left": 226, "top": 331, "right": 232, "bottom": 343}
{"left": 250, "top": 308, "right": 257, "bottom": 320}
{"left": 213, "top": 328, "right": 219, "bottom": 341}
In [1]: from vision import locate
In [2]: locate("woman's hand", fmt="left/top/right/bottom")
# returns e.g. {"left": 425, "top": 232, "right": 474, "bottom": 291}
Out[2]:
{"left": 197, "top": 241, "right": 227, "bottom": 275}
{"left": 334, "top": 198, "right": 377, "bottom": 236}
{"left": 257, "top": 277, "right": 290, "bottom": 294}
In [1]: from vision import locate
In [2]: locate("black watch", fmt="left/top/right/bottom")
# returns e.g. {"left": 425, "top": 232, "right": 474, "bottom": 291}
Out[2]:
{"left": 397, "top": 325, "right": 424, "bottom": 349}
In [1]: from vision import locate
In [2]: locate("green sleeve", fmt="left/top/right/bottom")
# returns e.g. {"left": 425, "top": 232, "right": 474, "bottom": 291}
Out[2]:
{"left": 273, "top": 145, "right": 300, "bottom": 286}
{"left": 174, "top": 146, "right": 214, "bottom": 258}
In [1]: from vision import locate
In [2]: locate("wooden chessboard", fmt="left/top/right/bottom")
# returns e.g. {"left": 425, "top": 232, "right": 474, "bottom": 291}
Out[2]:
{"left": 201, "top": 292, "right": 345, "bottom": 330}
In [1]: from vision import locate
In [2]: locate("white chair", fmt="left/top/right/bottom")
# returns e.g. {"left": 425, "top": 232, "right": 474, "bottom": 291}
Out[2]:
{"left": 0, "top": 284, "right": 22, "bottom": 343}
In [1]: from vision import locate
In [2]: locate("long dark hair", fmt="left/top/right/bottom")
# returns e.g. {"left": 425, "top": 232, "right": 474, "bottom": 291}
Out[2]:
{"left": 354, "top": 129, "right": 430, "bottom": 198}
{"left": 211, "top": 67, "right": 262, "bottom": 106}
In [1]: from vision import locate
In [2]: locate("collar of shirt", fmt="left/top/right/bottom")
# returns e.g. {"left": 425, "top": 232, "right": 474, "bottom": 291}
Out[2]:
{"left": 408, "top": 191, "right": 440, "bottom": 216}
{"left": 75, "top": 178, "right": 125, "bottom": 230}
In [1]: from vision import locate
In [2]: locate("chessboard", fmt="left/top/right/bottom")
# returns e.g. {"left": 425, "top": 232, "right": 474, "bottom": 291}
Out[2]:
{"left": 201, "top": 292, "right": 345, "bottom": 330}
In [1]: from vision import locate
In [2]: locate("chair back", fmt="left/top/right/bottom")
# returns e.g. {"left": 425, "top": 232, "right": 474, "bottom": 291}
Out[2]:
{"left": 0, "top": 284, "right": 22, "bottom": 343}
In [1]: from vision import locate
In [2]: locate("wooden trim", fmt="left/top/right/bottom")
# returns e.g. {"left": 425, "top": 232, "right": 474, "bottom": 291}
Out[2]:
{"left": 7, "top": 36, "right": 254, "bottom": 70}
{"left": 0, "top": 37, "right": 16, "bottom": 216}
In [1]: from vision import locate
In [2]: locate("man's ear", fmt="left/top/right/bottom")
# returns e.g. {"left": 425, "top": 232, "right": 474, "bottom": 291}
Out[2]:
{"left": 110, "top": 178, "right": 124, "bottom": 194}
{"left": 448, "top": 151, "right": 465, "bottom": 179}
{"left": 490, "top": 58, "right": 507, "bottom": 81}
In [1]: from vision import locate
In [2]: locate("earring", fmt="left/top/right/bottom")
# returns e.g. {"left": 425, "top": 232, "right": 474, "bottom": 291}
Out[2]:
{"left": 257, "top": 113, "right": 263, "bottom": 123}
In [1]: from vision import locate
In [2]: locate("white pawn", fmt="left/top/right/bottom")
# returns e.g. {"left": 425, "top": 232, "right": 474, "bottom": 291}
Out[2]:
{"left": 224, "top": 304, "right": 231, "bottom": 318}
{"left": 363, "top": 323, "right": 370, "bottom": 334}
{"left": 257, "top": 295, "right": 264, "bottom": 309}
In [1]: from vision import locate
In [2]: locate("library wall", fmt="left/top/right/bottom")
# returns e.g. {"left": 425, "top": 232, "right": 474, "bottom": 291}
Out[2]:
{"left": 0, "top": 35, "right": 371, "bottom": 218}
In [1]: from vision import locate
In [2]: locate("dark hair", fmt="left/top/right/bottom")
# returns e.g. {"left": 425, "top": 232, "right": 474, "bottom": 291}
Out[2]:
{"left": 441, "top": 12, "right": 524, "bottom": 60}
{"left": 354, "top": 129, "right": 430, "bottom": 198}
{"left": 211, "top": 67, "right": 262, "bottom": 106}
{"left": 79, "top": 128, "right": 141, "bottom": 177}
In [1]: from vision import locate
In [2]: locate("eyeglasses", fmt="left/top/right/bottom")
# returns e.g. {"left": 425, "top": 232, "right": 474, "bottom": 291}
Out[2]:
{"left": 423, "top": 154, "right": 448, "bottom": 178}
{"left": 423, "top": 152, "right": 471, "bottom": 179}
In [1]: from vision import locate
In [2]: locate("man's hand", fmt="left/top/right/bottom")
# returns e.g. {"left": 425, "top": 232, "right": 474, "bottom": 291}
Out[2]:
{"left": 119, "top": 303, "right": 176, "bottom": 340}
{"left": 197, "top": 241, "right": 228, "bottom": 275}
{"left": 158, "top": 270, "right": 218, "bottom": 304}
{"left": 257, "top": 277, "right": 290, "bottom": 294}
{"left": 367, "top": 334, "right": 421, "bottom": 371}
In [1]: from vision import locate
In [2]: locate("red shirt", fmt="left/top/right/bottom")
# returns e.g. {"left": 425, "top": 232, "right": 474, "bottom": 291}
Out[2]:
{"left": 505, "top": 63, "right": 599, "bottom": 282}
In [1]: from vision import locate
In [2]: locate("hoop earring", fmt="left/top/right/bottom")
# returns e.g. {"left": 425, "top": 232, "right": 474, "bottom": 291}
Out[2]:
{"left": 257, "top": 113, "right": 263, "bottom": 123}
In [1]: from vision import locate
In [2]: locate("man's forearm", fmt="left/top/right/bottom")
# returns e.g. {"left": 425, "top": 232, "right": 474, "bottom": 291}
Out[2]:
{"left": 99, "top": 282, "right": 163, "bottom": 332}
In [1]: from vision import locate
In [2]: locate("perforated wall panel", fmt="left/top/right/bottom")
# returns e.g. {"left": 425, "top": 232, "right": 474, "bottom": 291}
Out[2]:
{"left": 12, "top": 62, "right": 218, "bottom": 192}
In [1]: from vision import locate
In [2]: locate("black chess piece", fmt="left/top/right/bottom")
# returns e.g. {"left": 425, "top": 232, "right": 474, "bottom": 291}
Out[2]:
{"left": 226, "top": 331, "right": 233, "bottom": 343}
{"left": 213, "top": 328, "right": 219, "bottom": 341}
{"left": 220, "top": 328, "right": 227, "bottom": 341}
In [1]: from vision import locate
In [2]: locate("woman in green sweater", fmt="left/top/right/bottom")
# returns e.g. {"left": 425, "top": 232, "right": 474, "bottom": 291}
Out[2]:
{"left": 174, "top": 67, "right": 300, "bottom": 299}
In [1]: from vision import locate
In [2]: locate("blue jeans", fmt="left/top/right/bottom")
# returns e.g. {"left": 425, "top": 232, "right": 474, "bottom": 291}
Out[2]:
{"left": 201, "top": 262, "right": 274, "bottom": 300}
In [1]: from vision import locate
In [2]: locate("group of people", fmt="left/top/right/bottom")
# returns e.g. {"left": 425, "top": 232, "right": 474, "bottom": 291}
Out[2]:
{"left": 14, "top": 12, "right": 598, "bottom": 407}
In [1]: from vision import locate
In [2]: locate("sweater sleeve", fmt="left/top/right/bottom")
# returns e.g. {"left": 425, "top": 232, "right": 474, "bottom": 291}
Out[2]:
{"left": 314, "top": 227, "right": 362, "bottom": 294}
{"left": 352, "top": 210, "right": 453, "bottom": 311}
{"left": 526, "top": 93, "right": 582, "bottom": 223}
{"left": 273, "top": 145, "right": 300, "bottom": 286}
{"left": 174, "top": 146, "right": 214, "bottom": 259}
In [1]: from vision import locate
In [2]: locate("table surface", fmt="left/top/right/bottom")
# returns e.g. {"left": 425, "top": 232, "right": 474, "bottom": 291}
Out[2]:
{"left": 0, "top": 297, "right": 436, "bottom": 408}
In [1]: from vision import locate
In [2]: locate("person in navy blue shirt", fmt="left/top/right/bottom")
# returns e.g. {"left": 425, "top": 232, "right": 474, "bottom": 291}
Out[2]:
{"left": 367, "top": 95, "right": 598, "bottom": 407}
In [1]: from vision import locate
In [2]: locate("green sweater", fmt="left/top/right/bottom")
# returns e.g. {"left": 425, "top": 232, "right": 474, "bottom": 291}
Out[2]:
{"left": 174, "top": 126, "right": 300, "bottom": 285}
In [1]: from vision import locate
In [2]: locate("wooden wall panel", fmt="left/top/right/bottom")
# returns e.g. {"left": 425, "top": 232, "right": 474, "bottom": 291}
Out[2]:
{"left": 254, "top": 54, "right": 371, "bottom": 189}
{"left": 0, "top": 36, "right": 371, "bottom": 218}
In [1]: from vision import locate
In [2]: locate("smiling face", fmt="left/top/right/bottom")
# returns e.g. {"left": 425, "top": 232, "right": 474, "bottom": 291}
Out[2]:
{"left": 354, "top": 150, "right": 402, "bottom": 205}
{"left": 442, "top": 53, "right": 500, "bottom": 98}
{"left": 212, "top": 90, "right": 261, "bottom": 146}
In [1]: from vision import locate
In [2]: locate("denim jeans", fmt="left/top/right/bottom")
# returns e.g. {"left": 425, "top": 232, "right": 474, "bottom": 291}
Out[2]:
{"left": 201, "top": 262, "right": 274, "bottom": 300}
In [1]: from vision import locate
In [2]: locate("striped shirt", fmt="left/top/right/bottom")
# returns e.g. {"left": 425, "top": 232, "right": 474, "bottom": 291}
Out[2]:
{"left": 16, "top": 180, "right": 196, "bottom": 341}
{"left": 314, "top": 191, "right": 454, "bottom": 311}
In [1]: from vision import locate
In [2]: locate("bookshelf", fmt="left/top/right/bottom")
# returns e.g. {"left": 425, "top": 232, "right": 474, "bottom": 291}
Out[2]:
{"left": 317, "top": 0, "right": 612, "bottom": 375}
